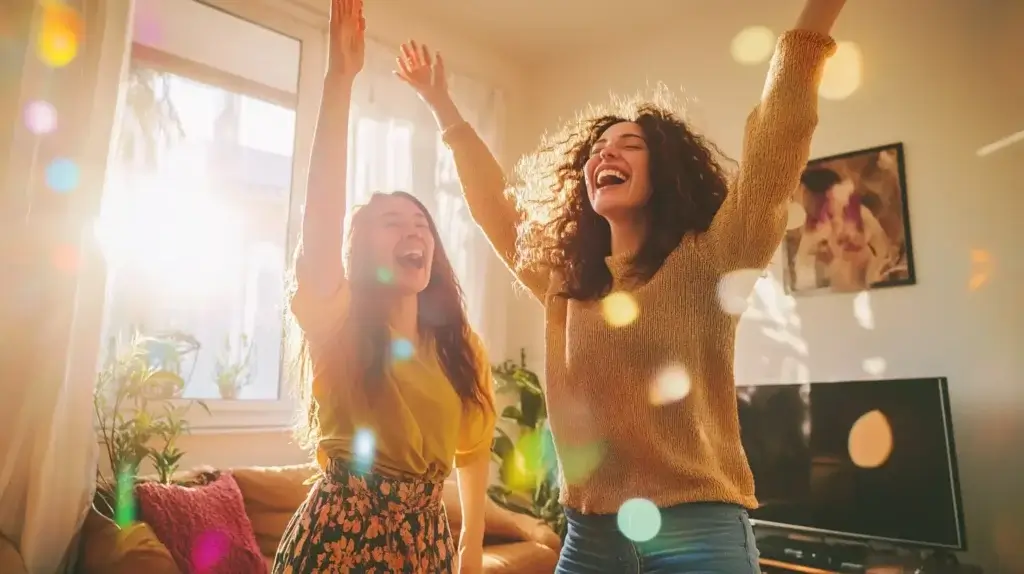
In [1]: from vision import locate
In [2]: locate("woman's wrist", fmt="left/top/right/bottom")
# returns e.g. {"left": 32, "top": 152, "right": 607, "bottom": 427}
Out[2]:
{"left": 428, "top": 95, "right": 464, "bottom": 132}
{"left": 324, "top": 70, "right": 356, "bottom": 91}
{"left": 794, "top": 0, "right": 845, "bottom": 35}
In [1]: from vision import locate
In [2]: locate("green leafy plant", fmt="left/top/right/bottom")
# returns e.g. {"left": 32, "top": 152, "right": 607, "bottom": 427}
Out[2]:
{"left": 214, "top": 333, "right": 256, "bottom": 399}
{"left": 487, "top": 350, "right": 566, "bottom": 539}
{"left": 93, "top": 330, "right": 209, "bottom": 494}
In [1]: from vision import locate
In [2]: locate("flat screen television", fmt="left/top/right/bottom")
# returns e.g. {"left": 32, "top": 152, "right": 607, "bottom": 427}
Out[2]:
{"left": 736, "top": 377, "right": 966, "bottom": 550}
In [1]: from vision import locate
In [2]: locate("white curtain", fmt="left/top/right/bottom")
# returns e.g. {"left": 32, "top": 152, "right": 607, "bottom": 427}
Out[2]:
{"left": 346, "top": 38, "right": 509, "bottom": 353}
{"left": 0, "top": 0, "right": 131, "bottom": 573}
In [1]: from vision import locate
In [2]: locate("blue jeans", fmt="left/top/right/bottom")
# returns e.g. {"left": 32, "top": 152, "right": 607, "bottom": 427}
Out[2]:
{"left": 556, "top": 502, "right": 762, "bottom": 574}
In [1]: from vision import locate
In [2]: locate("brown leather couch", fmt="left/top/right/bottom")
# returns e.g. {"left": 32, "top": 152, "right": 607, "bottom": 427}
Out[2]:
{"left": 77, "top": 463, "right": 560, "bottom": 573}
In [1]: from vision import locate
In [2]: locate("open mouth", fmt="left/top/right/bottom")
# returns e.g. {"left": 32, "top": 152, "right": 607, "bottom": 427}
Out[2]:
{"left": 596, "top": 168, "right": 629, "bottom": 191}
{"left": 395, "top": 247, "right": 425, "bottom": 270}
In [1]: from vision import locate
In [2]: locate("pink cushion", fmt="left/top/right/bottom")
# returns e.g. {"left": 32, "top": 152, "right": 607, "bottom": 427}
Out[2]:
{"left": 136, "top": 473, "right": 265, "bottom": 573}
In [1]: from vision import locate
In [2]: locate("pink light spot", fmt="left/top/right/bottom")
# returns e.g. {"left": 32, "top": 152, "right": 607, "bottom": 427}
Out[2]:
{"left": 133, "top": 8, "right": 162, "bottom": 44}
{"left": 24, "top": 100, "right": 58, "bottom": 135}
{"left": 191, "top": 529, "right": 229, "bottom": 572}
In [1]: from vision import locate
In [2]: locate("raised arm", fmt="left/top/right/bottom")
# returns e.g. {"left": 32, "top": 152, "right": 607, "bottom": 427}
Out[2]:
{"left": 706, "top": 0, "right": 844, "bottom": 272}
{"left": 394, "top": 42, "right": 548, "bottom": 302}
{"left": 290, "top": 0, "right": 364, "bottom": 336}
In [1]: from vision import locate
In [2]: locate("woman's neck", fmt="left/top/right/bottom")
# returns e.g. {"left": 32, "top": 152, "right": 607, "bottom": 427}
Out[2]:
{"left": 608, "top": 213, "right": 649, "bottom": 257}
{"left": 389, "top": 294, "right": 419, "bottom": 342}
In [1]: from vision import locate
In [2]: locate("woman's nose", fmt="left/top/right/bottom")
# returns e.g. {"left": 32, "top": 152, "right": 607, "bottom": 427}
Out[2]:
{"left": 599, "top": 146, "right": 619, "bottom": 160}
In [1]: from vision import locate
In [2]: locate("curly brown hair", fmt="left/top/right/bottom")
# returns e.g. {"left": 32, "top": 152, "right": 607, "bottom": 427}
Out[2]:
{"left": 513, "top": 88, "right": 736, "bottom": 300}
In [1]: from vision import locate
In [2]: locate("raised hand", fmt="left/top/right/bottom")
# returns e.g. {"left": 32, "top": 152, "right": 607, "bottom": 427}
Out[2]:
{"left": 394, "top": 40, "right": 449, "bottom": 106}
{"left": 327, "top": 0, "right": 365, "bottom": 79}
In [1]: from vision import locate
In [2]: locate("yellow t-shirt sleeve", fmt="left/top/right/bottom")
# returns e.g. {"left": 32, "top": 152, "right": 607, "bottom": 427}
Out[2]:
{"left": 454, "top": 332, "right": 497, "bottom": 467}
{"left": 289, "top": 275, "right": 351, "bottom": 343}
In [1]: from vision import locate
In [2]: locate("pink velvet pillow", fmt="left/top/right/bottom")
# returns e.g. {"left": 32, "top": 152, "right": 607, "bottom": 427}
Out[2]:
{"left": 135, "top": 473, "right": 265, "bottom": 573}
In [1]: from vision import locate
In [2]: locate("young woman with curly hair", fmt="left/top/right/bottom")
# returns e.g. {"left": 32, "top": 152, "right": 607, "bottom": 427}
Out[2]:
{"left": 274, "top": 1, "right": 494, "bottom": 572}
{"left": 399, "top": 0, "right": 845, "bottom": 571}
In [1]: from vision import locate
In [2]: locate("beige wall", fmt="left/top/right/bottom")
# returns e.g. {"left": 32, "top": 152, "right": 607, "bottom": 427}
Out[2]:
{"left": 505, "top": 0, "right": 1023, "bottom": 571}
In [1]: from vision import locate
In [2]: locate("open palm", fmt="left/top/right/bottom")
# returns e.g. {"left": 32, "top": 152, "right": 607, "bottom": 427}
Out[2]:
{"left": 395, "top": 40, "right": 448, "bottom": 104}
{"left": 328, "top": 0, "right": 365, "bottom": 78}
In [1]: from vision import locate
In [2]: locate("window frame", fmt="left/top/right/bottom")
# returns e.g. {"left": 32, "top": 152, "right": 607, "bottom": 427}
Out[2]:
{"left": 81, "top": 0, "right": 327, "bottom": 431}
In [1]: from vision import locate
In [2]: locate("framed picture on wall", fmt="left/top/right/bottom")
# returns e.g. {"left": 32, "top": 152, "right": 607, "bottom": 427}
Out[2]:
{"left": 781, "top": 142, "right": 917, "bottom": 295}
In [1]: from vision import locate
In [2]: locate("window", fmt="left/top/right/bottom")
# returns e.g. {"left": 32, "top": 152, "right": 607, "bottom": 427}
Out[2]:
{"left": 87, "top": 0, "right": 324, "bottom": 429}
{"left": 84, "top": 0, "right": 505, "bottom": 430}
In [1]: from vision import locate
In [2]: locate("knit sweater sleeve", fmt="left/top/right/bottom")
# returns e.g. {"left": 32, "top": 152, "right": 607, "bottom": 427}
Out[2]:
{"left": 441, "top": 122, "right": 548, "bottom": 301}
{"left": 705, "top": 30, "right": 836, "bottom": 272}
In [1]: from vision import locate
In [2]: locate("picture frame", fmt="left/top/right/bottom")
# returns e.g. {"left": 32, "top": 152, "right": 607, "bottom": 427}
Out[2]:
{"left": 781, "top": 143, "right": 917, "bottom": 295}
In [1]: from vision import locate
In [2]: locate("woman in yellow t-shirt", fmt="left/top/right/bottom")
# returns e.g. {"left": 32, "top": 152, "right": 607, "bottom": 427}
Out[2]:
{"left": 271, "top": 1, "right": 495, "bottom": 572}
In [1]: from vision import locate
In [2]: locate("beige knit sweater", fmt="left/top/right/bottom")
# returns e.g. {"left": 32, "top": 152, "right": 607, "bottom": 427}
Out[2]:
{"left": 443, "top": 30, "right": 836, "bottom": 514}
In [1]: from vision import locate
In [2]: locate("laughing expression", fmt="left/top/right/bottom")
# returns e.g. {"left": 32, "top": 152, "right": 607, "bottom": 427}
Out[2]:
{"left": 584, "top": 121, "right": 653, "bottom": 219}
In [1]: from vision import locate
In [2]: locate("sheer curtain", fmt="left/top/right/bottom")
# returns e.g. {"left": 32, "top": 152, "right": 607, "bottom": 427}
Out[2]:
{"left": 0, "top": 0, "right": 131, "bottom": 572}
{"left": 346, "top": 38, "right": 509, "bottom": 353}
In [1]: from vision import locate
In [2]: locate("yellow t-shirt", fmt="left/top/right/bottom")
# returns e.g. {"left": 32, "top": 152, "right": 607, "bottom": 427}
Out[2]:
{"left": 290, "top": 278, "right": 496, "bottom": 481}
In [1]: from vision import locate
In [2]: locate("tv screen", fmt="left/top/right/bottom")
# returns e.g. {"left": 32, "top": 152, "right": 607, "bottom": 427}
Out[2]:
{"left": 736, "top": 377, "right": 966, "bottom": 550}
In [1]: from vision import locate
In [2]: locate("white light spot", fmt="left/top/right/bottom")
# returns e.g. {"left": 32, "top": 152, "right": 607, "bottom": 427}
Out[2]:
{"left": 731, "top": 26, "right": 776, "bottom": 65}
{"left": 820, "top": 41, "right": 863, "bottom": 101}
{"left": 853, "top": 291, "right": 874, "bottom": 330}
{"left": 717, "top": 269, "right": 763, "bottom": 315}
{"left": 650, "top": 365, "right": 691, "bottom": 406}
{"left": 862, "top": 357, "right": 887, "bottom": 376}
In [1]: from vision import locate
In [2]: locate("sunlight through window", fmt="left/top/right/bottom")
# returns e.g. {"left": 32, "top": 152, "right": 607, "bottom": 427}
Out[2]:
{"left": 96, "top": 60, "right": 297, "bottom": 401}
{"left": 239, "top": 96, "right": 296, "bottom": 157}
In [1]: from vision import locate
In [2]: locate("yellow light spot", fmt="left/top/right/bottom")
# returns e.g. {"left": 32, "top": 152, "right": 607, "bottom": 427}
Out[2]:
{"left": 560, "top": 442, "right": 605, "bottom": 485}
{"left": 601, "top": 291, "right": 638, "bottom": 327}
{"left": 731, "top": 26, "right": 776, "bottom": 65}
{"left": 650, "top": 364, "right": 691, "bottom": 406}
{"left": 848, "top": 409, "right": 893, "bottom": 468}
{"left": 862, "top": 357, "right": 887, "bottom": 377}
{"left": 37, "top": 4, "right": 82, "bottom": 68}
{"left": 504, "top": 430, "right": 547, "bottom": 492}
{"left": 819, "top": 41, "right": 863, "bottom": 101}
{"left": 852, "top": 291, "right": 874, "bottom": 330}
{"left": 786, "top": 201, "right": 807, "bottom": 230}
{"left": 968, "top": 249, "right": 992, "bottom": 291}
{"left": 716, "top": 269, "right": 762, "bottom": 315}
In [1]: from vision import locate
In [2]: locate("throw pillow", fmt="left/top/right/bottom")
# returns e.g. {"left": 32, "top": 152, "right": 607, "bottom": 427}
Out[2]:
{"left": 135, "top": 472, "right": 264, "bottom": 573}
{"left": 78, "top": 507, "right": 181, "bottom": 574}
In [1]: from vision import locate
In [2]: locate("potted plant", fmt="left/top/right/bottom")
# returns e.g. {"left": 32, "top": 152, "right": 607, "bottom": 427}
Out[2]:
{"left": 214, "top": 333, "right": 255, "bottom": 400}
{"left": 488, "top": 350, "right": 566, "bottom": 539}
{"left": 93, "top": 330, "right": 208, "bottom": 522}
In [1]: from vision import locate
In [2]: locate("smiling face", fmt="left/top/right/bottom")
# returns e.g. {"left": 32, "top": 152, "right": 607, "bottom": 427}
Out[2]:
{"left": 365, "top": 194, "right": 435, "bottom": 295}
{"left": 584, "top": 121, "right": 653, "bottom": 220}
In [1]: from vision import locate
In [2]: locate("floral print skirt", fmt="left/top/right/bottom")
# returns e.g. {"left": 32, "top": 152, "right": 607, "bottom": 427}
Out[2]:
{"left": 272, "top": 458, "right": 455, "bottom": 574}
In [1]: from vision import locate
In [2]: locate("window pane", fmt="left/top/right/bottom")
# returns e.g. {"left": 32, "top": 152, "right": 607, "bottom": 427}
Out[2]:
{"left": 96, "top": 14, "right": 299, "bottom": 401}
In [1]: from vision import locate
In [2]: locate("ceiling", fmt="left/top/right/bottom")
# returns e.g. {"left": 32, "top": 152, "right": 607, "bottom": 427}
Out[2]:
{"left": 373, "top": 0, "right": 694, "bottom": 64}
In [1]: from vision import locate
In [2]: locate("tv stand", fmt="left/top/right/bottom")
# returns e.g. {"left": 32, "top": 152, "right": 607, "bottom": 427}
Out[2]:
{"left": 757, "top": 536, "right": 982, "bottom": 574}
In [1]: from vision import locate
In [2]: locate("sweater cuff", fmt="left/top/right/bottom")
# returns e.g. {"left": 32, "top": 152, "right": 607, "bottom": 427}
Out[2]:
{"left": 777, "top": 29, "right": 837, "bottom": 59}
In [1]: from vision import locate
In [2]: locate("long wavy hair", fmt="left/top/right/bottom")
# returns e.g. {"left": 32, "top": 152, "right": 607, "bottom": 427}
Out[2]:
{"left": 513, "top": 87, "right": 735, "bottom": 300}
{"left": 285, "top": 191, "right": 489, "bottom": 451}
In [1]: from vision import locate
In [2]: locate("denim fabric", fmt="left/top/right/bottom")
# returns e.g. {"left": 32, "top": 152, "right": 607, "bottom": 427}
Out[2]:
{"left": 556, "top": 502, "right": 761, "bottom": 574}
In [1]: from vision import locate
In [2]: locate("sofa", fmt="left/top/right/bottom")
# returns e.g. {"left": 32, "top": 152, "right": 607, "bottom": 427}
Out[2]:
{"left": 77, "top": 463, "right": 560, "bottom": 573}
